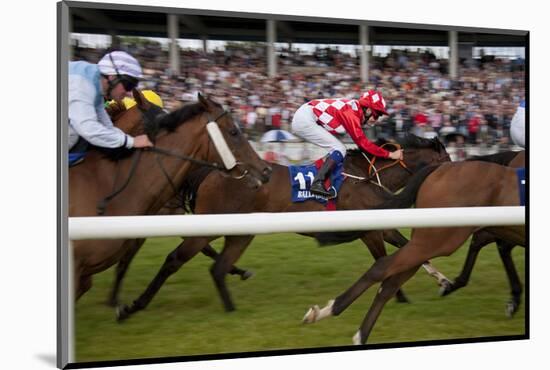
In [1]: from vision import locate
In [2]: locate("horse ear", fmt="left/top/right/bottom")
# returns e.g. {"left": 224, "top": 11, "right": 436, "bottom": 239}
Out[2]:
{"left": 198, "top": 93, "right": 211, "bottom": 111}
{"left": 132, "top": 89, "right": 149, "bottom": 109}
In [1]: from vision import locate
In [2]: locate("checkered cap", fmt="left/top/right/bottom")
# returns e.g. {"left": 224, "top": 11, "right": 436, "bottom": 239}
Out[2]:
{"left": 358, "top": 90, "right": 388, "bottom": 117}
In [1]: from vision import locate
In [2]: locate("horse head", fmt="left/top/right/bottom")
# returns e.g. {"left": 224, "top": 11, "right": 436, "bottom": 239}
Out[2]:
{"left": 150, "top": 93, "right": 271, "bottom": 190}
{"left": 195, "top": 93, "right": 272, "bottom": 188}
{"left": 344, "top": 135, "right": 451, "bottom": 192}
{"left": 398, "top": 134, "right": 451, "bottom": 172}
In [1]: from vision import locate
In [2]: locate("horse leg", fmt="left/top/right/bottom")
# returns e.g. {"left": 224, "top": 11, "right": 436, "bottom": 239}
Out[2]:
{"left": 361, "top": 232, "right": 409, "bottom": 303}
{"left": 353, "top": 267, "right": 420, "bottom": 345}
{"left": 117, "top": 237, "right": 213, "bottom": 322}
{"left": 209, "top": 235, "right": 255, "bottom": 312}
{"left": 441, "top": 230, "right": 494, "bottom": 297}
{"left": 381, "top": 229, "right": 408, "bottom": 247}
{"left": 201, "top": 243, "right": 253, "bottom": 280}
{"left": 497, "top": 241, "right": 523, "bottom": 317}
{"left": 303, "top": 227, "right": 473, "bottom": 324}
{"left": 73, "top": 259, "right": 92, "bottom": 301}
{"left": 76, "top": 275, "right": 92, "bottom": 301}
{"left": 106, "top": 238, "right": 144, "bottom": 307}
{"left": 383, "top": 229, "right": 451, "bottom": 291}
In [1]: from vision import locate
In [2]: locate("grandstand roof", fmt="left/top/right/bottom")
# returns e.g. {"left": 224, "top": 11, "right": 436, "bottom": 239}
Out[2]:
{"left": 69, "top": 2, "right": 527, "bottom": 47}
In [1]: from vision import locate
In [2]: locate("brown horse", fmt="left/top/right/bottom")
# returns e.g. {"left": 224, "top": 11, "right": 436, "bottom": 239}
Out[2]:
{"left": 116, "top": 135, "right": 451, "bottom": 321}
{"left": 103, "top": 102, "right": 254, "bottom": 306}
{"left": 441, "top": 150, "right": 525, "bottom": 316}
{"left": 302, "top": 160, "right": 525, "bottom": 344}
{"left": 70, "top": 91, "right": 271, "bottom": 300}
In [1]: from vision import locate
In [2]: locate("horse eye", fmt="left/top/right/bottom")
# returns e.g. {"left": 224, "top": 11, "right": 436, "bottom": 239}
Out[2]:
{"left": 229, "top": 128, "right": 239, "bottom": 136}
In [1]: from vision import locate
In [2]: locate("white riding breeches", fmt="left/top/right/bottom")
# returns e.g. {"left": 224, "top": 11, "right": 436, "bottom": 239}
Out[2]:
{"left": 291, "top": 103, "right": 347, "bottom": 157}
{"left": 510, "top": 106, "right": 525, "bottom": 148}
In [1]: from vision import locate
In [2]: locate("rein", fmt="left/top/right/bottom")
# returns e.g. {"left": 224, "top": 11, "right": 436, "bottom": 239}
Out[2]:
{"left": 366, "top": 143, "right": 411, "bottom": 180}
{"left": 341, "top": 143, "right": 411, "bottom": 194}
{"left": 97, "top": 150, "right": 142, "bottom": 215}
{"left": 150, "top": 147, "right": 223, "bottom": 170}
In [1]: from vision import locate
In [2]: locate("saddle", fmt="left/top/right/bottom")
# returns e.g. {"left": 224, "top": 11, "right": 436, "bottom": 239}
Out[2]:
{"left": 288, "top": 157, "right": 345, "bottom": 208}
{"left": 69, "top": 138, "right": 89, "bottom": 167}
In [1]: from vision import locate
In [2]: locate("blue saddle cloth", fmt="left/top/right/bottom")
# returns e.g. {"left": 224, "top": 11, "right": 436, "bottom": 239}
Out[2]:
{"left": 69, "top": 137, "right": 89, "bottom": 167}
{"left": 516, "top": 168, "right": 526, "bottom": 206}
{"left": 288, "top": 159, "right": 344, "bottom": 204}
{"left": 69, "top": 152, "right": 86, "bottom": 167}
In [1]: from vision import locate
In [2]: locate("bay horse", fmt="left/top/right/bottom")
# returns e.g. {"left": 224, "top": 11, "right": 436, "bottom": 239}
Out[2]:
{"left": 102, "top": 101, "right": 255, "bottom": 306}
{"left": 70, "top": 91, "right": 271, "bottom": 300}
{"left": 302, "top": 160, "right": 525, "bottom": 344}
{"left": 116, "top": 135, "right": 451, "bottom": 321}
{"left": 441, "top": 150, "right": 525, "bottom": 316}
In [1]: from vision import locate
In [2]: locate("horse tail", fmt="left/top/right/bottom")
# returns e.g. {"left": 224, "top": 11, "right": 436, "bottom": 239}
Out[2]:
{"left": 315, "top": 164, "right": 441, "bottom": 247}
{"left": 181, "top": 167, "right": 215, "bottom": 213}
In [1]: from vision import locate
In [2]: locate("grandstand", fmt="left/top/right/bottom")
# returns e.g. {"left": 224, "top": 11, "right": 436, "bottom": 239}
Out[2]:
{"left": 69, "top": 3, "right": 526, "bottom": 161}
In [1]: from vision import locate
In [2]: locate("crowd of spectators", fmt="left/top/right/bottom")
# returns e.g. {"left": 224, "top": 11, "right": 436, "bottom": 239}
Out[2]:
{"left": 73, "top": 39, "right": 525, "bottom": 154}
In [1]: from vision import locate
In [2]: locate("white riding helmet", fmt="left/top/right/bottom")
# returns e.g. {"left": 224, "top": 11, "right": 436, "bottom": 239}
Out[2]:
{"left": 98, "top": 51, "right": 143, "bottom": 78}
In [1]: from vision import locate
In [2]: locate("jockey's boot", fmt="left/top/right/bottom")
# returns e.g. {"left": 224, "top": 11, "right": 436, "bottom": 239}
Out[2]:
{"left": 310, "top": 157, "right": 337, "bottom": 198}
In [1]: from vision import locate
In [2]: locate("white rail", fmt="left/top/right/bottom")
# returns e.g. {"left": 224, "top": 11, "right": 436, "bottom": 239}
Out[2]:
{"left": 69, "top": 207, "right": 525, "bottom": 240}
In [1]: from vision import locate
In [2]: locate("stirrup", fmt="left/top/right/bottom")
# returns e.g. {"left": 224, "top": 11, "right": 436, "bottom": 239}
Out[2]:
{"left": 311, "top": 182, "right": 336, "bottom": 199}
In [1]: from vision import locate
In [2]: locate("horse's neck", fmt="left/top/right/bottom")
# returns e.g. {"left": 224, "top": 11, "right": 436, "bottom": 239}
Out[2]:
{"left": 71, "top": 123, "right": 207, "bottom": 217}
{"left": 346, "top": 157, "right": 408, "bottom": 192}
{"left": 119, "top": 124, "right": 206, "bottom": 214}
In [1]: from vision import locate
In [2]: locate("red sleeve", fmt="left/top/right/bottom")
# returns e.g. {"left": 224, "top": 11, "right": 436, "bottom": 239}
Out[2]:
{"left": 337, "top": 109, "right": 390, "bottom": 158}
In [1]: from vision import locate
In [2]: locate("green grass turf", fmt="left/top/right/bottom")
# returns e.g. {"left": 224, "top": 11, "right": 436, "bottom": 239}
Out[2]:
{"left": 74, "top": 231, "right": 525, "bottom": 362}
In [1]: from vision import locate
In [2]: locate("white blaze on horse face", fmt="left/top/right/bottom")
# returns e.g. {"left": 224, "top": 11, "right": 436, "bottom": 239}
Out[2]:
{"left": 206, "top": 121, "right": 237, "bottom": 170}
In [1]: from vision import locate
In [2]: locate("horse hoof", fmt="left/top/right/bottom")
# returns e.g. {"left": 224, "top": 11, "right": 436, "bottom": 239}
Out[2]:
{"left": 224, "top": 305, "right": 236, "bottom": 313}
{"left": 106, "top": 298, "right": 118, "bottom": 307}
{"left": 395, "top": 293, "right": 410, "bottom": 304}
{"left": 116, "top": 304, "right": 130, "bottom": 322}
{"left": 241, "top": 270, "right": 254, "bottom": 281}
{"left": 505, "top": 301, "right": 518, "bottom": 318}
{"left": 439, "top": 281, "right": 454, "bottom": 297}
{"left": 302, "top": 305, "right": 320, "bottom": 324}
{"left": 352, "top": 331, "right": 362, "bottom": 345}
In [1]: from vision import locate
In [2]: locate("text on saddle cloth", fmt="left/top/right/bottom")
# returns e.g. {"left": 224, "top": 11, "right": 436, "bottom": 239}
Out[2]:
{"left": 288, "top": 158, "right": 344, "bottom": 205}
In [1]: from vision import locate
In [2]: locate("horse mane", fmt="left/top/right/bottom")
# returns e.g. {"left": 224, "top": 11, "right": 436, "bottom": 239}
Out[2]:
{"left": 467, "top": 151, "right": 519, "bottom": 166}
{"left": 98, "top": 99, "right": 217, "bottom": 162}
{"left": 345, "top": 134, "right": 444, "bottom": 158}
{"left": 149, "top": 99, "right": 221, "bottom": 137}
{"left": 396, "top": 134, "right": 445, "bottom": 151}
{"left": 180, "top": 167, "right": 216, "bottom": 213}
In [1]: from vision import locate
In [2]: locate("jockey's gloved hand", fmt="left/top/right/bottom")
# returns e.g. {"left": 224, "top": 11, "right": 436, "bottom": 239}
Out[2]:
{"left": 389, "top": 150, "right": 404, "bottom": 161}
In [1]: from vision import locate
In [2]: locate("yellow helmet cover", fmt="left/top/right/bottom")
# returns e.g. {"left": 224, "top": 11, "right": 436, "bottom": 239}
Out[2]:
{"left": 120, "top": 90, "right": 164, "bottom": 109}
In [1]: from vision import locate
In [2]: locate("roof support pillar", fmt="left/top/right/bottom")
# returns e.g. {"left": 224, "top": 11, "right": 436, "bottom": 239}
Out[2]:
{"left": 359, "top": 24, "right": 370, "bottom": 84}
{"left": 449, "top": 30, "right": 458, "bottom": 80}
{"left": 167, "top": 14, "right": 180, "bottom": 76}
{"left": 267, "top": 19, "right": 277, "bottom": 78}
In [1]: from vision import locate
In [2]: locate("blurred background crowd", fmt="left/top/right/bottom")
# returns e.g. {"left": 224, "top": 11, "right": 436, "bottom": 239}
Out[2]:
{"left": 73, "top": 38, "right": 525, "bottom": 163}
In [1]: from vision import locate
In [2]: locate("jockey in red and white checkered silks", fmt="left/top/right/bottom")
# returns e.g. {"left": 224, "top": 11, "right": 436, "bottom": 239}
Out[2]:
{"left": 291, "top": 90, "right": 403, "bottom": 197}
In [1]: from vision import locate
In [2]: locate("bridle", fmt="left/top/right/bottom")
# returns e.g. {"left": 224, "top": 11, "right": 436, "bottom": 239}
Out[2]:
{"left": 97, "top": 106, "right": 250, "bottom": 215}
{"left": 365, "top": 143, "right": 411, "bottom": 181}
{"left": 341, "top": 143, "right": 411, "bottom": 194}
